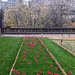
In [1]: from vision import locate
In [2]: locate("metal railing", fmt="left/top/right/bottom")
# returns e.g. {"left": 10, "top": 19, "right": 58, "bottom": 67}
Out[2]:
{"left": 2, "top": 27, "right": 75, "bottom": 34}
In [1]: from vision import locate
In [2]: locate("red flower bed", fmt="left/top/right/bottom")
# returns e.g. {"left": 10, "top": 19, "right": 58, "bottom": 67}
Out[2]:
{"left": 68, "top": 71, "right": 72, "bottom": 75}
{"left": 11, "top": 37, "right": 62, "bottom": 75}
{"left": 29, "top": 42, "right": 36, "bottom": 47}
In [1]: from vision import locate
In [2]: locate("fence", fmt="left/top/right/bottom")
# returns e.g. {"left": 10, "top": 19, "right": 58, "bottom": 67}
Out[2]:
{"left": 2, "top": 27, "right": 75, "bottom": 34}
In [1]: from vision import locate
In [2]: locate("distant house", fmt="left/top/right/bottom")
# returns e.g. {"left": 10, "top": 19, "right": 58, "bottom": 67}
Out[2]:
{"left": 62, "top": 10, "right": 75, "bottom": 19}
{"left": 1, "top": 0, "right": 23, "bottom": 9}
{"left": 8, "top": 0, "right": 16, "bottom": 3}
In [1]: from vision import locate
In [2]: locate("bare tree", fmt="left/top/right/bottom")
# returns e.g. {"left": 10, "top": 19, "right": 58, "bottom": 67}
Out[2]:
{"left": 47, "top": 0, "right": 71, "bottom": 27}
{"left": 0, "top": 9, "right": 4, "bottom": 36}
{"left": 4, "top": 0, "right": 72, "bottom": 28}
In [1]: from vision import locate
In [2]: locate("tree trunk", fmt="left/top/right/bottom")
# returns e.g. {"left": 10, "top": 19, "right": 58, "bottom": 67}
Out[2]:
{"left": 0, "top": 28, "right": 1, "bottom": 36}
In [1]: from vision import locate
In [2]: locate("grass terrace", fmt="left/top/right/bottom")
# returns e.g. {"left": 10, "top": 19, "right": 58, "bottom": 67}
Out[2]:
{"left": 41, "top": 38, "right": 75, "bottom": 75}
{"left": 0, "top": 37, "right": 23, "bottom": 75}
{"left": 0, "top": 37, "right": 75, "bottom": 75}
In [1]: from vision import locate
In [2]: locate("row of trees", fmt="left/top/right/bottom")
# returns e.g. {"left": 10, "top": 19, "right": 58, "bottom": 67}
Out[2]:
{"left": 4, "top": 0, "right": 72, "bottom": 28}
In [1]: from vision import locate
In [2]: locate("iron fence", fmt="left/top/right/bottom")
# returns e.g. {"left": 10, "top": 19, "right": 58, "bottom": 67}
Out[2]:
{"left": 2, "top": 27, "right": 75, "bottom": 34}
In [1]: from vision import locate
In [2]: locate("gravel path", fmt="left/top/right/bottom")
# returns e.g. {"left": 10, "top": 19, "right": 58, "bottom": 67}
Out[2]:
{"left": 3, "top": 34, "right": 75, "bottom": 40}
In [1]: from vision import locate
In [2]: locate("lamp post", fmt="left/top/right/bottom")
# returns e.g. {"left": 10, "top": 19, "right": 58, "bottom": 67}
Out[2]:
{"left": 0, "top": 0, "right": 4, "bottom": 36}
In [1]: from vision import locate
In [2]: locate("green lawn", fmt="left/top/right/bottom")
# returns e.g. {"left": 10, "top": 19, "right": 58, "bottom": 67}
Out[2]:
{"left": 12, "top": 38, "right": 62, "bottom": 75}
{"left": 1, "top": 37, "right": 75, "bottom": 75}
{"left": 0, "top": 37, "right": 23, "bottom": 75}
{"left": 41, "top": 38, "right": 75, "bottom": 75}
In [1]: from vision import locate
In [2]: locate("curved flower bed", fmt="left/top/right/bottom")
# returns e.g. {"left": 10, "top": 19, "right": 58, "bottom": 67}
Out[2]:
{"left": 10, "top": 37, "right": 62, "bottom": 75}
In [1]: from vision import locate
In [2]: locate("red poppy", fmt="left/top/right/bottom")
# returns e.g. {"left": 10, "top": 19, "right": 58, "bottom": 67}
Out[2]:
{"left": 24, "top": 58, "right": 26, "bottom": 60}
{"left": 24, "top": 52, "right": 27, "bottom": 56}
{"left": 36, "top": 73, "right": 40, "bottom": 75}
{"left": 55, "top": 66, "right": 58, "bottom": 70}
{"left": 39, "top": 70, "right": 42, "bottom": 73}
{"left": 29, "top": 42, "right": 36, "bottom": 47}
{"left": 12, "top": 68, "right": 15, "bottom": 72}
{"left": 52, "top": 73, "right": 60, "bottom": 75}
{"left": 20, "top": 62, "right": 22, "bottom": 65}
{"left": 22, "top": 56, "right": 24, "bottom": 58}
{"left": 35, "top": 60, "right": 38, "bottom": 62}
{"left": 42, "top": 58, "right": 46, "bottom": 60}
{"left": 47, "top": 70, "right": 51, "bottom": 74}
{"left": 34, "top": 56, "right": 36, "bottom": 60}
{"left": 22, "top": 73, "right": 26, "bottom": 75}
{"left": 16, "top": 71, "right": 20, "bottom": 74}
{"left": 50, "top": 55, "right": 52, "bottom": 58}
{"left": 27, "top": 62, "right": 31, "bottom": 64}
{"left": 50, "top": 64, "right": 53, "bottom": 67}
{"left": 24, "top": 52, "right": 27, "bottom": 55}
{"left": 40, "top": 50, "right": 42, "bottom": 52}
{"left": 46, "top": 53, "right": 49, "bottom": 56}
{"left": 68, "top": 71, "right": 72, "bottom": 74}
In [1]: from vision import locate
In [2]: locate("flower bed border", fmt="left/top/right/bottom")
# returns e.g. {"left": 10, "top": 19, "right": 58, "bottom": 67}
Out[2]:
{"left": 52, "top": 40, "right": 75, "bottom": 57}
{"left": 9, "top": 38, "right": 24, "bottom": 75}
{"left": 38, "top": 38, "right": 67, "bottom": 75}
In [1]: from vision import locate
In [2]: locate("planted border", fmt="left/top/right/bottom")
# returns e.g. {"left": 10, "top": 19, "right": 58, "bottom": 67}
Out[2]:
{"left": 38, "top": 38, "right": 67, "bottom": 75}
{"left": 10, "top": 37, "right": 63, "bottom": 75}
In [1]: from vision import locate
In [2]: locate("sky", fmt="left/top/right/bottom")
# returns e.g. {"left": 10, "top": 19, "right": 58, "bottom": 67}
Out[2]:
{"left": 2, "top": 0, "right": 30, "bottom": 2}
{"left": 2, "top": 0, "right": 8, "bottom": 2}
